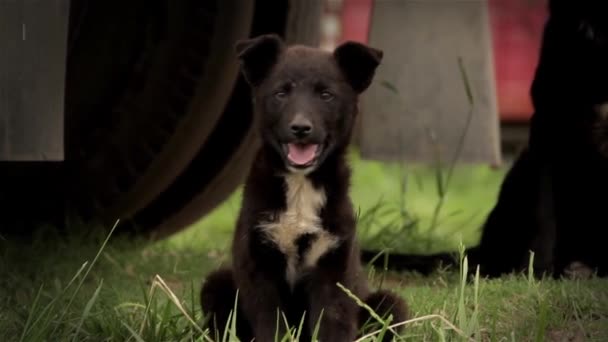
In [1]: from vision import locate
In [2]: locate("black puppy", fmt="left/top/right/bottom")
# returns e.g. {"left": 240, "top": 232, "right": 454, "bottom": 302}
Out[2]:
{"left": 201, "top": 35, "right": 407, "bottom": 341}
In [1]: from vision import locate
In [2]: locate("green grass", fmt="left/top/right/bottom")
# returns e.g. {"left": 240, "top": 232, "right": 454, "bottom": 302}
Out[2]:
{"left": 1, "top": 152, "right": 607, "bottom": 341}
{"left": 350, "top": 153, "right": 504, "bottom": 254}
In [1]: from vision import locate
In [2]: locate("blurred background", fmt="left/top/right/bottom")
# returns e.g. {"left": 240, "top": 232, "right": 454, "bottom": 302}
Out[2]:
{"left": 319, "top": 0, "right": 546, "bottom": 160}
{"left": 0, "top": 0, "right": 549, "bottom": 252}
{"left": 3, "top": 1, "right": 608, "bottom": 341}
{"left": 310, "top": 0, "right": 549, "bottom": 253}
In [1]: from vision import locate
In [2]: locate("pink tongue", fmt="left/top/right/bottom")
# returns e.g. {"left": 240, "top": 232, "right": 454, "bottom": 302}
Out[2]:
{"left": 287, "top": 143, "right": 318, "bottom": 165}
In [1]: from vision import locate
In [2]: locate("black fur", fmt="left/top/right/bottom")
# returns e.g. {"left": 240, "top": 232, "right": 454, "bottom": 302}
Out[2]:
{"left": 474, "top": 0, "right": 608, "bottom": 277}
{"left": 363, "top": 0, "right": 608, "bottom": 278}
{"left": 201, "top": 35, "right": 406, "bottom": 341}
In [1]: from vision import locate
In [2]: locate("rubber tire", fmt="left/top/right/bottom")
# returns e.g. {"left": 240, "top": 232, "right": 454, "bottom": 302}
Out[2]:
{"left": 64, "top": 0, "right": 253, "bottom": 225}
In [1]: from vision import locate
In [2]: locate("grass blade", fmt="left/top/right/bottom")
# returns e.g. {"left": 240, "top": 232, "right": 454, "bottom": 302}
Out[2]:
{"left": 336, "top": 283, "right": 400, "bottom": 338}
{"left": 221, "top": 310, "right": 234, "bottom": 342}
{"left": 21, "top": 261, "right": 89, "bottom": 340}
{"left": 151, "top": 275, "right": 205, "bottom": 334}
{"left": 72, "top": 279, "right": 103, "bottom": 342}
{"left": 229, "top": 289, "right": 239, "bottom": 342}
{"left": 311, "top": 309, "right": 324, "bottom": 342}
{"left": 18, "top": 284, "right": 44, "bottom": 342}
{"left": 51, "top": 220, "right": 120, "bottom": 336}
{"left": 380, "top": 80, "right": 400, "bottom": 94}
{"left": 457, "top": 57, "right": 474, "bottom": 106}
{"left": 294, "top": 311, "right": 306, "bottom": 342}
{"left": 354, "top": 314, "right": 473, "bottom": 342}
{"left": 122, "top": 321, "right": 146, "bottom": 342}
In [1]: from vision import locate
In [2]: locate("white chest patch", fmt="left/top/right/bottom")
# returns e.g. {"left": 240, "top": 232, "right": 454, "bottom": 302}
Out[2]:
{"left": 258, "top": 174, "right": 339, "bottom": 287}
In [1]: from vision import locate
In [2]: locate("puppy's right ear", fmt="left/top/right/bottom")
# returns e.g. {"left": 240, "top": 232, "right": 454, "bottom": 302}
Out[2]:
{"left": 333, "top": 41, "right": 383, "bottom": 93}
{"left": 235, "top": 34, "right": 284, "bottom": 86}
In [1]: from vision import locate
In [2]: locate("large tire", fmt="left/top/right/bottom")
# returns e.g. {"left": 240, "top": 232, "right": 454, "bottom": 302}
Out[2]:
{"left": 64, "top": 0, "right": 254, "bottom": 223}
{"left": 64, "top": 0, "right": 321, "bottom": 236}
{"left": 0, "top": 0, "right": 321, "bottom": 237}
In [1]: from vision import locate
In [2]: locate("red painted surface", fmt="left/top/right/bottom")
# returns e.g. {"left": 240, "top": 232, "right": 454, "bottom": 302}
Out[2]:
{"left": 339, "top": 0, "right": 373, "bottom": 44}
{"left": 488, "top": 0, "right": 548, "bottom": 122}
{"left": 340, "top": 0, "right": 549, "bottom": 122}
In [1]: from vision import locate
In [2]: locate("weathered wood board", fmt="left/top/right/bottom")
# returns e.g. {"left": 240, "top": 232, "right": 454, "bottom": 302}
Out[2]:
{"left": 359, "top": 0, "right": 501, "bottom": 164}
{"left": 0, "top": 0, "right": 70, "bottom": 160}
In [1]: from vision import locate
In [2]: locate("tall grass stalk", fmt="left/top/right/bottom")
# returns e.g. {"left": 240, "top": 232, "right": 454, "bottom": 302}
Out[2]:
{"left": 19, "top": 220, "right": 120, "bottom": 341}
{"left": 453, "top": 242, "right": 481, "bottom": 340}
{"left": 426, "top": 57, "right": 476, "bottom": 249}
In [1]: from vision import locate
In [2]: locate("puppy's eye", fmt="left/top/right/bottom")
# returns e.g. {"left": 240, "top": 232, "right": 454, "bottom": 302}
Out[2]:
{"left": 320, "top": 91, "right": 334, "bottom": 102}
{"left": 274, "top": 91, "right": 288, "bottom": 99}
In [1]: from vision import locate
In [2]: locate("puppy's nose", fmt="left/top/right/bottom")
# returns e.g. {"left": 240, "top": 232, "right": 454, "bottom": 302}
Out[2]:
{"left": 290, "top": 116, "right": 313, "bottom": 138}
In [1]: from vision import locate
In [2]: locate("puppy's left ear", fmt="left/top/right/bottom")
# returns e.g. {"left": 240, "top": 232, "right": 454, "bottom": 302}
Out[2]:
{"left": 235, "top": 34, "right": 284, "bottom": 86}
{"left": 333, "top": 41, "right": 383, "bottom": 93}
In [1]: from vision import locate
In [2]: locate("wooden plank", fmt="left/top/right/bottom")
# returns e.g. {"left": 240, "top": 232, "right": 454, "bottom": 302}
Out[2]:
{"left": 360, "top": 0, "right": 501, "bottom": 164}
{"left": 0, "top": 0, "right": 70, "bottom": 161}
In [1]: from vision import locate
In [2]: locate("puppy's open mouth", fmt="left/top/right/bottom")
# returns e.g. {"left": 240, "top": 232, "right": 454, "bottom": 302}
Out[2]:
{"left": 283, "top": 143, "right": 322, "bottom": 168}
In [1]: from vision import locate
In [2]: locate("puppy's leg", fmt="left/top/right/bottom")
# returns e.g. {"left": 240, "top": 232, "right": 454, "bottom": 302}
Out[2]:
{"left": 308, "top": 281, "right": 359, "bottom": 342}
{"left": 237, "top": 272, "right": 289, "bottom": 341}
{"left": 359, "top": 290, "right": 408, "bottom": 342}
{"left": 200, "top": 269, "right": 252, "bottom": 341}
